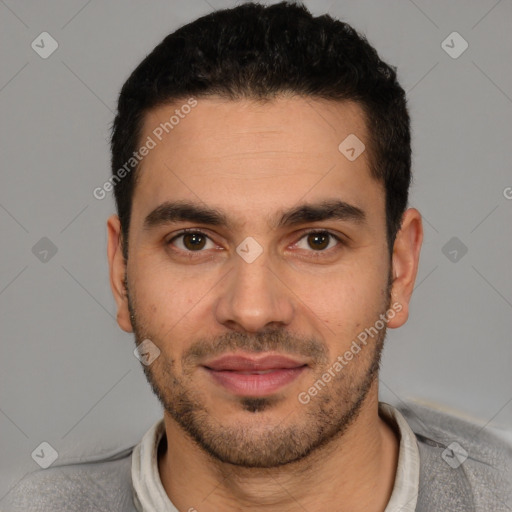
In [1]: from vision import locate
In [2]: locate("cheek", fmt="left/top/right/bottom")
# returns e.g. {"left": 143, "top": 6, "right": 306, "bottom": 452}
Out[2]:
{"left": 129, "top": 259, "right": 217, "bottom": 336}
{"left": 290, "top": 259, "right": 388, "bottom": 342}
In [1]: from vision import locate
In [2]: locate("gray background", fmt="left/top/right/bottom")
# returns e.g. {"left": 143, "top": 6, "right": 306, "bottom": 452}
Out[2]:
{"left": 1, "top": 0, "right": 511, "bottom": 499}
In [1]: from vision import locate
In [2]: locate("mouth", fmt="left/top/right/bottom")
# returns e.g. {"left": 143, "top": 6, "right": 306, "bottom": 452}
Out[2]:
{"left": 202, "top": 353, "right": 308, "bottom": 397}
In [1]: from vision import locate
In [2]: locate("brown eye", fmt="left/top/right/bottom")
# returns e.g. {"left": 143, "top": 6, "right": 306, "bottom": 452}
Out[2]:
{"left": 294, "top": 230, "right": 343, "bottom": 254}
{"left": 307, "top": 232, "right": 330, "bottom": 250}
{"left": 168, "top": 230, "right": 214, "bottom": 252}
{"left": 182, "top": 232, "right": 207, "bottom": 251}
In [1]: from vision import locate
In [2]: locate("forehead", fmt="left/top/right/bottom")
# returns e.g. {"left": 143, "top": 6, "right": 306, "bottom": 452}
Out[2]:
{"left": 131, "top": 96, "right": 383, "bottom": 229}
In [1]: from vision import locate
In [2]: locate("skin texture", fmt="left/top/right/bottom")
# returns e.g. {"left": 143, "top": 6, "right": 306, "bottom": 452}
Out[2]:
{"left": 107, "top": 95, "right": 423, "bottom": 511}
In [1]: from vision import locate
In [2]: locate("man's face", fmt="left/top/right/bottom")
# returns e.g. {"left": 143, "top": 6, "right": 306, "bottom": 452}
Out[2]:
{"left": 117, "top": 96, "right": 397, "bottom": 467}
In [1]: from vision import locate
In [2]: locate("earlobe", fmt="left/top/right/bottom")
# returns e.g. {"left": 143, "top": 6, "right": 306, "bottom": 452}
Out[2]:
{"left": 387, "top": 208, "right": 423, "bottom": 329}
{"left": 107, "top": 215, "right": 133, "bottom": 333}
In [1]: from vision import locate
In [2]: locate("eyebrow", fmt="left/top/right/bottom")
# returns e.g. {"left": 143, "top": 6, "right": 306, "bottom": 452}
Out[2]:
{"left": 143, "top": 199, "right": 367, "bottom": 231}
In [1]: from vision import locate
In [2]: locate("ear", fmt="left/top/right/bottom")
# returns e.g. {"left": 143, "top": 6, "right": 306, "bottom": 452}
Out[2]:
{"left": 107, "top": 214, "right": 133, "bottom": 333}
{"left": 387, "top": 208, "right": 423, "bottom": 329}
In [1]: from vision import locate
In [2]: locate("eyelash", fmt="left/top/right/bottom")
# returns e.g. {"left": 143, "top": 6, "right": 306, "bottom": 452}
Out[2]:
{"left": 166, "top": 228, "right": 345, "bottom": 257}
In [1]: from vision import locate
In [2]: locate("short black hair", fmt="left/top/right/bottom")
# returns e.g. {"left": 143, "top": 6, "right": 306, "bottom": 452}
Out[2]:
{"left": 111, "top": 1, "right": 411, "bottom": 259}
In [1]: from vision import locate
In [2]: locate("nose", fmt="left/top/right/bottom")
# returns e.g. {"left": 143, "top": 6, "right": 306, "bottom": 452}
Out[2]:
{"left": 213, "top": 249, "right": 295, "bottom": 333}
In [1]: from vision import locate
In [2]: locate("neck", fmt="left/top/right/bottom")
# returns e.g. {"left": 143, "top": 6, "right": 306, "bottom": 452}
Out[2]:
{"left": 158, "top": 384, "right": 399, "bottom": 512}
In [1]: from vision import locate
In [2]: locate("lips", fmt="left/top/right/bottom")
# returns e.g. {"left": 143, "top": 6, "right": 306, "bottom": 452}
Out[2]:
{"left": 203, "top": 354, "right": 307, "bottom": 371}
{"left": 202, "top": 353, "right": 308, "bottom": 396}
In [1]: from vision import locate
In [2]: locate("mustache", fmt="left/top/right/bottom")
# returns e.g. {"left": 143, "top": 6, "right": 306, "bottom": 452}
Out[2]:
{"left": 182, "top": 329, "right": 329, "bottom": 368}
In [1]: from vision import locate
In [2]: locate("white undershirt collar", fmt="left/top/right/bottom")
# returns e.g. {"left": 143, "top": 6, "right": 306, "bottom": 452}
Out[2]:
{"left": 131, "top": 402, "right": 420, "bottom": 512}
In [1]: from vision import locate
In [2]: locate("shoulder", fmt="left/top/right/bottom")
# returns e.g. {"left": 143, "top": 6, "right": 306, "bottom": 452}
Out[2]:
{"left": 396, "top": 400, "right": 512, "bottom": 511}
{"left": 1, "top": 447, "right": 137, "bottom": 512}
